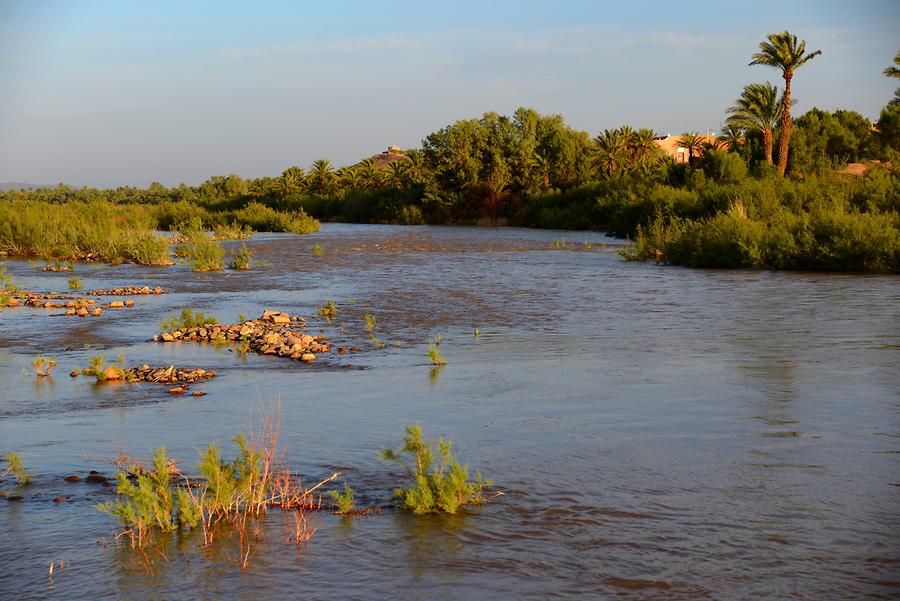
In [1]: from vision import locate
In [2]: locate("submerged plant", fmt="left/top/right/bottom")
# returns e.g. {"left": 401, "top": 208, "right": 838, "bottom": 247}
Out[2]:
{"left": 316, "top": 300, "right": 338, "bottom": 324}
{"left": 427, "top": 337, "right": 446, "bottom": 365}
{"left": 31, "top": 355, "right": 57, "bottom": 377}
{"left": 1, "top": 453, "right": 31, "bottom": 485}
{"left": 326, "top": 482, "right": 356, "bottom": 514}
{"left": 311, "top": 244, "right": 324, "bottom": 257}
{"left": 67, "top": 276, "right": 82, "bottom": 290}
{"left": 381, "top": 424, "right": 489, "bottom": 514}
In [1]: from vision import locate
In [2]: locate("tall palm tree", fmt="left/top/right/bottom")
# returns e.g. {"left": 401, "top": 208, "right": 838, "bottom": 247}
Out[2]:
{"left": 750, "top": 31, "right": 822, "bottom": 174}
{"left": 531, "top": 151, "right": 552, "bottom": 191}
{"left": 676, "top": 132, "right": 704, "bottom": 165}
{"left": 884, "top": 50, "right": 900, "bottom": 79}
{"left": 725, "top": 82, "right": 783, "bottom": 165}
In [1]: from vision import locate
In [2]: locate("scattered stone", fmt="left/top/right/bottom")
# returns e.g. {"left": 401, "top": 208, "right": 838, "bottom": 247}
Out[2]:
{"left": 168, "top": 387, "right": 185, "bottom": 395}
{"left": 156, "top": 311, "right": 331, "bottom": 365}
{"left": 84, "top": 286, "right": 165, "bottom": 296}
{"left": 76, "top": 308, "right": 89, "bottom": 317}
{"left": 53, "top": 496, "right": 69, "bottom": 503}
{"left": 6, "top": 496, "right": 24, "bottom": 502}
{"left": 85, "top": 474, "right": 108, "bottom": 484}
{"left": 109, "top": 301, "right": 125, "bottom": 308}
{"left": 101, "top": 367, "right": 123, "bottom": 381}
{"left": 91, "top": 308, "right": 102, "bottom": 316}
{"left": 64, "top": 475, "right": 81, "bottom": 482}
{"left": 69, "top": 371, "right": 79, "bottom": 378}
{"left": 191, "top": 391, "right": 206, "bottom": 397}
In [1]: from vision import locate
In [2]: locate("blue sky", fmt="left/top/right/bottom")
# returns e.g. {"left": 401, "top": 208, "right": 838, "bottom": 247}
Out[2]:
{"left": 1, "top": 0, "right": 897, "bottom": 187}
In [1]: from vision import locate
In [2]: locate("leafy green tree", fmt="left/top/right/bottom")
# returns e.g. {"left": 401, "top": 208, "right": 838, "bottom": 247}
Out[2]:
{"left": 750, "top": 31, "right": 822, "bottom": 174}
{"left": 726, "top": 82, "right": 784, "bottom": 165}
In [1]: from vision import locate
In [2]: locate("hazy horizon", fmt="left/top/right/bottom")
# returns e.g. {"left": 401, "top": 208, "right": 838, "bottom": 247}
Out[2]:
{"left": 1, "top": 0, "right": 897, "bottom": 188}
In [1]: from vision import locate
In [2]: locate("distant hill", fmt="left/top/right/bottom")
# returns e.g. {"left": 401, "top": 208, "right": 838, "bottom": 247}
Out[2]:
{"left": 0, "top": 182, "right": 52, "bottom": 191}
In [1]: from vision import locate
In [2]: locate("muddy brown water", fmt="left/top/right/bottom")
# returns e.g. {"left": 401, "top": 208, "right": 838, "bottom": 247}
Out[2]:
{"left": 0, "top": 223, "right": 898, "bottom": 599}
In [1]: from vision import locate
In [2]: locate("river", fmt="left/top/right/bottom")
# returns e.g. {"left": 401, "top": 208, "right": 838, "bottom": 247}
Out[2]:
{"left": 1, "top": 223, "right": 898, "bottom": 599}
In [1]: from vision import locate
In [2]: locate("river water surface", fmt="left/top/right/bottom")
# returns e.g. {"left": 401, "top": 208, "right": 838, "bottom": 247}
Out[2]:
{"left": 1, "top": 224, "right": 898, "bottom": 599}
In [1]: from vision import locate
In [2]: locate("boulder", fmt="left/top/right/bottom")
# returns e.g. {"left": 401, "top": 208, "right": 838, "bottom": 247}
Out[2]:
{"left": 101, "top": 367, "right": 123, "bottom": 381}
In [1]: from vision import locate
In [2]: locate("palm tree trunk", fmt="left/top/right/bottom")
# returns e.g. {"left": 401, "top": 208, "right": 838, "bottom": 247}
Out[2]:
{"left": 763, "top": 129, "right": 773, "bottom": 165}
{"left": 777, "top": 72, "right": 793, "bottom": 175}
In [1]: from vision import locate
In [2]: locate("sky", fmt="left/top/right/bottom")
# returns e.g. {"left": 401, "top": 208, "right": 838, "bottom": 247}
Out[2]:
{"left": 0, "top": 0, "right": 897, "bottom": 188}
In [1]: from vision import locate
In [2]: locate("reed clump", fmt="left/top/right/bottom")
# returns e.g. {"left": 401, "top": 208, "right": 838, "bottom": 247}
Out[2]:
{"left": 382, "top": 424, "right": 489, "bottom": 514}
{"left": 427, "top": 336, "right": 447, "bottom": 365}
{"left": 0, "top": 199, "right": 171, "bottom": 265}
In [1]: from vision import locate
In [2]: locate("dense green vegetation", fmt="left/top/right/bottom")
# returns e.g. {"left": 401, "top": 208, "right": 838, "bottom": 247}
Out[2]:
{"left": 382, "top": 424, "right": 489, "bottom": 514}
{"left": 1, "top": 34, "right": 896, "bottom": 272}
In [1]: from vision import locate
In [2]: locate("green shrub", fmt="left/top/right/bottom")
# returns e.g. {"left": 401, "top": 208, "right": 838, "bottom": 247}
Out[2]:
{"left": 67, "top": 276, "right": 81, "bottom": 290}
{"left": 214, "top": 222, "right": 254, "bottom": 240}
{"left": 381, "top": 424, "right": 489, "bottom": 514}
{"left": 327, "top": 483, "right": 355, "bottom": 514}
{"left": 228, "top": 244, "right": 253, "bottom": 270}
{"left": 232, "top": 202, "right": 320, "bottom": 234}
{"left": 159, "top": 308, "right": 219, "bottom": 331}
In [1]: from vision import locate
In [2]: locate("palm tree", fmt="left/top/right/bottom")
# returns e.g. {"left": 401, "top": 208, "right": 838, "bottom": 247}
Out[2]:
{"left": 632, "top": 128, "right": 659, "bottom": 167}
{"left": 884, "top": 50, "right": 900, "bottom": 78}
{"left": 308, "top": 159, "right": 335, "bottom": 192}
{"left": 339, "top": 166, "right": 361, "bottom": 189}
{"left": 719, "top": 124, "right": 744, "bottom": 153}
{"left": 750, "top": 31, "right": 822, "bottom": 174}
{"left": 725, "top": 82, "right": 783, "bottom": 165}
{"left": 531, "top": 151, "right": 552, "bottom": 191}
{"left": 358, "top": 158, "right": 383, "bottom": 188}
{"left": 387, "top": 161, "right": 408, "bottom": 189}
{"left": 676, "top": 132, "right": 704, "bottom": 165}
{"left": 594, "top": 129, "right": 628, "bottom": 177}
